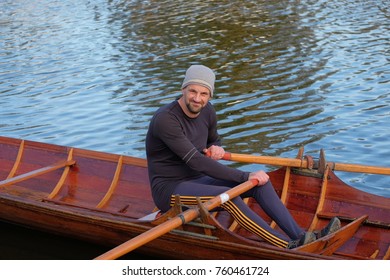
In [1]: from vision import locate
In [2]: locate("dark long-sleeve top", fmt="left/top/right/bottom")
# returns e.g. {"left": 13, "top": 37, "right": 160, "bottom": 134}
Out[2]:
{"left": 145, "top": 100, "right": 250, "bottom": 210}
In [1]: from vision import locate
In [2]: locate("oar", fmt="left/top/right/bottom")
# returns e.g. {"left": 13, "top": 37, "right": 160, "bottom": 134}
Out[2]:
{"left": 222, "top": 152, "right": 390, "bottom": 175}
{"left": 94, "top": 179, "right": 258, "bottom": 260}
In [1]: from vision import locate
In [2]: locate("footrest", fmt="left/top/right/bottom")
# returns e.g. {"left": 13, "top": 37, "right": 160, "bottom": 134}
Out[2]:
{"left": 295, "top": 215, "right": 368, "bottom": 256}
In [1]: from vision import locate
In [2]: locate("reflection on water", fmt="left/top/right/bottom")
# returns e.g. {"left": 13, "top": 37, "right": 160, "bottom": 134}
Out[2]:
{"left": 0, "top": 221, "right": 159, "bottom": 260}
{"left": 0, "top": 0, "right": 389, "bottom": 258}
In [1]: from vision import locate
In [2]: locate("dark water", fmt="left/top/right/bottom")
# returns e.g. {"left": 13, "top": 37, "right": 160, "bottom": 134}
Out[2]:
{"left": 0, "top": 0, "right": 389, "bottom": 259}
{"left": 0, "top": 221, "right": 161, "bottom": 260}
{"left": 0, "top": 222, "right": 110, "bottom": 260}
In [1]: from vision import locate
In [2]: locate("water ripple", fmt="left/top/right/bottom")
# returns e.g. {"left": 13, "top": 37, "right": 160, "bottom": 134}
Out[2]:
{"left": 0, "top": 0, "right": 389, "bottom": 196}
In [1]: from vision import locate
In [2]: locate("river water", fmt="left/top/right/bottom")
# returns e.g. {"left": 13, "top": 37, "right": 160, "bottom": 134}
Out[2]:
{"left": 0, "top": 0, "right": 389, "bottom": 259}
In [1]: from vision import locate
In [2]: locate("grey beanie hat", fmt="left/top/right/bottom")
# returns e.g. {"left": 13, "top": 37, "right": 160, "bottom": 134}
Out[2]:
{"left": 181, "top": 65, "right": 215, "bottom": 97}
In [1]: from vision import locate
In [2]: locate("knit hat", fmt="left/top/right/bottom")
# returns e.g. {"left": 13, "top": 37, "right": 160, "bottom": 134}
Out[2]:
{"left": 181, "top": 65, "right": 215, "bottom": 97}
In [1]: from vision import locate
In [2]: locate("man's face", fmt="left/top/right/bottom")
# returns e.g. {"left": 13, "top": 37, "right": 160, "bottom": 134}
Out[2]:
{"left": 181, "top": 84, "right": 211, "bottom": 115}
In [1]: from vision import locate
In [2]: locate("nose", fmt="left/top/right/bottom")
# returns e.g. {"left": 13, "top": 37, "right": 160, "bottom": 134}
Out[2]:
{"left": 193, "top": 93, "right": 201, "bottom": 102}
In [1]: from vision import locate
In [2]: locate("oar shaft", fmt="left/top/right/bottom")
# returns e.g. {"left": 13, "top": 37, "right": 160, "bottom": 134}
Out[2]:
{"left": 94, "top": 179, "right": 258, "bottom": 260}
{"left": 95, "top": 209, "right": 199, "bottom": 260}
{"left": 331, "top": 162, "right": 390, "bottom": 175}
{"left": 223, "top": 152, "right": 390, "bottom": 175}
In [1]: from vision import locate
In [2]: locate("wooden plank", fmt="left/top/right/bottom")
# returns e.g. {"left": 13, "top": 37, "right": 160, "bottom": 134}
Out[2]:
{"left": 0, "top": 159, "right": 76, "bottom": 188}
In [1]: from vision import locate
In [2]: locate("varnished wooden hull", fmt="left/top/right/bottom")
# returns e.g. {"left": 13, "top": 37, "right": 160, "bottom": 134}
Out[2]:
{"left": 0, "top": 136, "right": 389, "bottom": 259}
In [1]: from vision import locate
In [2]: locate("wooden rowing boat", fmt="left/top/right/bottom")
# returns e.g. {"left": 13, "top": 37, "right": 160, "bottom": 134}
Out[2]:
{"left": 0, "top": 136, "right": 389, "bottom": 260}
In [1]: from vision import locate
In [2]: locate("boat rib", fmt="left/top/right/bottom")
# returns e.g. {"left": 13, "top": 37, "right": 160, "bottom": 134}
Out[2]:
{"left": 96, "top": 155, "right": 123, "bottom": 208}
{"left": 308, "top": 165, "right": 330, "bottom": 232}
{"left": 47, "top": 148, "right": 74, "bottom": 199}
{"left": 6, "top": 140, "right": 24, "bottom": 179}
{"left": 270, "top": 166, "right": 291, "bottom": 229}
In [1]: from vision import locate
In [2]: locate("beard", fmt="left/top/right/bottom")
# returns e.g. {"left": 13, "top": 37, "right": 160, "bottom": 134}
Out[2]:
{"left": 186, "top": 100, "right": 203, "bottom": 114}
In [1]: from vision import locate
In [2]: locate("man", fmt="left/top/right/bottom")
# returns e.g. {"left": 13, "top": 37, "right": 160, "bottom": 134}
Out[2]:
{"left": 145, "top": 65, "right": 340, "bottom": 248}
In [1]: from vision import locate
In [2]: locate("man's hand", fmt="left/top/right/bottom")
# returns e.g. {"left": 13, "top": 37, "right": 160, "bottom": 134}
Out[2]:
{"left": 203, "top": 145, "right": 225, "bottom": 160}
{"left": 249, "top": 170, "right": 269, "bottom": 186}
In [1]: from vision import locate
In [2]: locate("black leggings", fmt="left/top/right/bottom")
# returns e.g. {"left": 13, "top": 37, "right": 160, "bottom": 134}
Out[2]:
{"left": 171, "top": 176, "right": 304, "bottom": 248}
